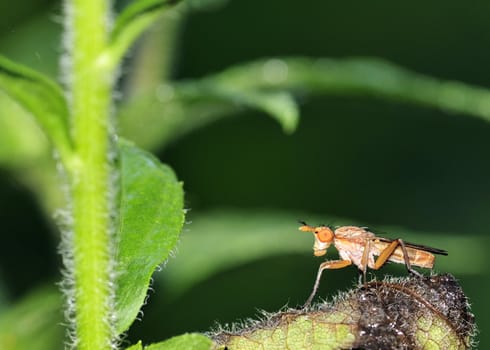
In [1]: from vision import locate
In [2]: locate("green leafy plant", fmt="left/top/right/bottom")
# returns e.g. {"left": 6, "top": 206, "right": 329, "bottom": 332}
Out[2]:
{"left": 0, "top": 0, "right": 210, "bottom": 349}
{"left": 0, "top": 0, "right": 486, "bottom": 349}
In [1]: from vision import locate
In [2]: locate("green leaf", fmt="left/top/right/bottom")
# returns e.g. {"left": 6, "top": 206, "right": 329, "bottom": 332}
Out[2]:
{"left": 233, "top": 90, "right": 299, "bottom": 133}
{"left": 190, "top": 84, "right": 299, "bottom": 134}
{"left": 0, "top": 287, "right": 63, "bottom": 350}
{"left": 126, "top": 341, "right": 143, "bottom": 350}
{"left": 209, "top": 57, "right": 490, "bottom": 123}
{"left": 0, "top": 55, "right": 72, "bottom": 163}
{"left": 126, "top": 334, "right": 212, "bottom": 350}
{"left": 0, "top": 92, "right": 49, "bottom": 166}
{"left": 177, "top": 80, "right": 300, "bottom": 133}
{"left": 115, "top": 140, "right": 185, "bottom": 334}
{"left": 122, "top": 57, "right": 490, "bottom": 152}
{"left": 119, "top": 80, "right": 299, "bottom": 151}
{"left": 144, "top": 333, "right": 212, "bottom": 350}
{"left": 211, "top": 275, "right": 476, "bottom": 350}
{"left": 102, "top": 0, "right": 183, "bottom": 71}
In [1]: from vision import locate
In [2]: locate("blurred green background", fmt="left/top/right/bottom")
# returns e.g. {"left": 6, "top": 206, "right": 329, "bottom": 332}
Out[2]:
{"left": 0, "top": 0, "right": 488, "bottom": 348}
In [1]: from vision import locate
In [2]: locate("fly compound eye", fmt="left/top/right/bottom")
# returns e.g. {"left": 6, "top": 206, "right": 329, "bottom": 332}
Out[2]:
{"left": 316, "top": 227, "right": 334, "bottom": 243}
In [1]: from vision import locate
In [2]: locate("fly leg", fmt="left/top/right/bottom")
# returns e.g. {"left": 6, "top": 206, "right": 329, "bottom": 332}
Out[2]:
{"left": 359, "top": 239, "right": 372, "bottom": 286}
{"left": 303, "top": 259, "right": 352, "bottom": 308}
{"left": 357, "top": 270, "right": 364, "bottom": 286}
{"left": 372, "top": 239, "right": 423, "bottom": 277}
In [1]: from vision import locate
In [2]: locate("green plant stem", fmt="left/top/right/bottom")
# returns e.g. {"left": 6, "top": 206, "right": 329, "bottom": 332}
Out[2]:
{"left": 66, "top": 0, "right": 114, "bottom": 349}
{"left": 124, "top": 8, "right": 183, "bottom": 96}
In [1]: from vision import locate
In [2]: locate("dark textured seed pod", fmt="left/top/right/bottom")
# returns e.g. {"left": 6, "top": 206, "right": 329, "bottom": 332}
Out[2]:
{"left": 211, "top": 274, "right": 476, "bottom": 350}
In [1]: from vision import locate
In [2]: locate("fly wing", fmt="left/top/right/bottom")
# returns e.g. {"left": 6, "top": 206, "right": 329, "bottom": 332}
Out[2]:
{"left": 376, "top": 237, "right": 448, "bottom": 255}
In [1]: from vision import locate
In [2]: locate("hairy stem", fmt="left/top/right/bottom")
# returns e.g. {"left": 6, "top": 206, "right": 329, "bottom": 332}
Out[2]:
{"left": 65, "top": 0, "right": 114, "bottom": 348}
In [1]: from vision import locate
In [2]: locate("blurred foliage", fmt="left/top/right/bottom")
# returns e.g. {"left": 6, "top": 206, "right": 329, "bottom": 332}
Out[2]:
{"left": 0, "top": 0, "right": 489, "bottom": 349}
{"left": 0, "top": 55, "right": 71, "bottom": 162}
{"left": 120, "top": 57, "right": 490, "bottom": 150}
{"left": 0, "top": 92, "right": 48, "bottom": 167}
{"left": 0, "top": 287, "right": 63, "bottom": 350}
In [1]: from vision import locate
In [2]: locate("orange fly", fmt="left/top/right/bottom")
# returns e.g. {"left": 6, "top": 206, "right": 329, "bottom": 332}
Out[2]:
{"left": 299, "top": 222, "right": 447, "bottom": 306}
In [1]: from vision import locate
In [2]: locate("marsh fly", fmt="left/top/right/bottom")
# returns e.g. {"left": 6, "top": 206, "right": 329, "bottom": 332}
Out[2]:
{"left": 299, "top": 222, "right": 447, "bottom": 306}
